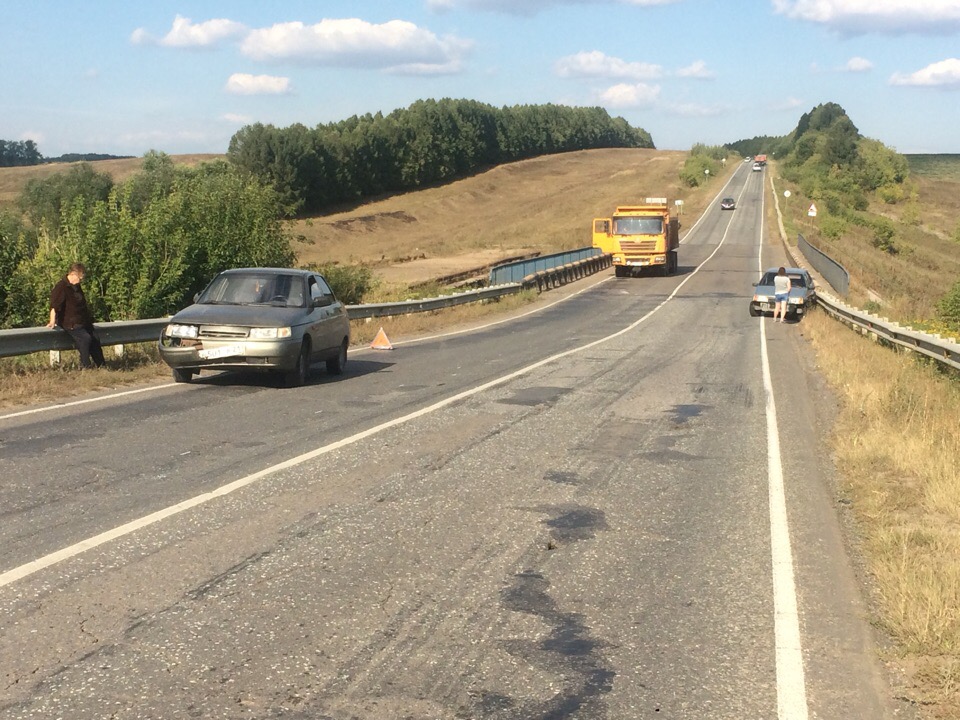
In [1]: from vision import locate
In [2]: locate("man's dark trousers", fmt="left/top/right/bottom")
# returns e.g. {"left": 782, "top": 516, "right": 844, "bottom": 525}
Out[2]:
{"left": 67, "top": 326, "right": 106, "bottom": 368}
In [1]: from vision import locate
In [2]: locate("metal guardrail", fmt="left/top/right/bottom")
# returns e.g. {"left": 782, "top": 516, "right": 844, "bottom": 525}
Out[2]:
{"left": 798, "top": 233, "right": 849, "bottom": 297}
{"left": 815, "top": 290, "right": 960, "bottom": 371}
{"left": 490, "top": 247, "right": 602, "bottom": 285}
{"left": 0, "top": 253, "right": 611, "bottom": 360}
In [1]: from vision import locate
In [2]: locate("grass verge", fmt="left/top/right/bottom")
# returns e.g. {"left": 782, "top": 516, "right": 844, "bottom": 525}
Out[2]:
{"left": 802, "top": 307, "right": 960, "bottom": 718}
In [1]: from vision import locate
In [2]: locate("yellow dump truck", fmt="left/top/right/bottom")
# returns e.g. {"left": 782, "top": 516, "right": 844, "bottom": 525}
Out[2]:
{"left": 592, "top": 198, "right": 679, "bottom": 277}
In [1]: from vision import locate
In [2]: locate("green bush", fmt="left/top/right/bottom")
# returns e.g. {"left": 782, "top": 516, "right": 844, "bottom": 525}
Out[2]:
{"left": 308, "top": 263, "right": 378, "bottom": 305}
{"left": 937, "top": 280, "right": 960, "bottom": 331}
{"left": 871, "top": 218, "right": 898, "bottom": 254}
{"left": 819, "top": 214, "right": 848, "bottom": 240}
{"left": 679, "top": 152, "right": 720, "bottom": 188}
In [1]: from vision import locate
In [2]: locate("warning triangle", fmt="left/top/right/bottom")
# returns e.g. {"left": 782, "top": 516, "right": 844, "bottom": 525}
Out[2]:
{"left": 370, "top": 327, "right": 394, "bottom": 350}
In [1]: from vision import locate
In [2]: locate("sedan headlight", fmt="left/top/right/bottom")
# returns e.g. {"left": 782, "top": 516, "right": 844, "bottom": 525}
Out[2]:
{"left": 753, "top": 294, "right": 769, "bottom": 302}
{"left": 166, "top": 323, "right": 199, "bottom": 339}
{"left": 249, "top": 327, "right": 292, "bottom": 339}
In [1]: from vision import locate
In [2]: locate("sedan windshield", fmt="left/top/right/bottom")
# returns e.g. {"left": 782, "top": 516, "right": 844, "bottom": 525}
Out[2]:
{"left": 198, "top": 273, "right": 306, "bottom": 307}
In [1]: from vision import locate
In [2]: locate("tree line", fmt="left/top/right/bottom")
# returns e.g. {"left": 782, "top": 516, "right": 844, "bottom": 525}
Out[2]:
{"left": 227, "top": 98, "right": 653, "bottom": 215}
{"left": 0, "top": 139, "right": 42, "bottom": 167}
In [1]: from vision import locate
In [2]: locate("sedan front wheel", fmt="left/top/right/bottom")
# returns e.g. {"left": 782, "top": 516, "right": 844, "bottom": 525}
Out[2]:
{"left": 326, "top": 339, "right": 348, "bottom": 375}
{"left": 284, "top": 340, "right": 311, "bottom": 387}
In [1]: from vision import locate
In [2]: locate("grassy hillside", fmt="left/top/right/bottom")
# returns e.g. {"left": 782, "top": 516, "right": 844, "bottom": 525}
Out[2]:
{"left": 291, "top": 148, "right": 715, "bottom": 286}
{"left": 0, "top": 154, "right": 221, "bottom": 210}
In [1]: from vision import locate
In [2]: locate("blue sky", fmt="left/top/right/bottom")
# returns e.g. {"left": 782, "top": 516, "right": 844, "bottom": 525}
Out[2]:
{"left": 4, "top": 0, "right": 960, "bottom": 158}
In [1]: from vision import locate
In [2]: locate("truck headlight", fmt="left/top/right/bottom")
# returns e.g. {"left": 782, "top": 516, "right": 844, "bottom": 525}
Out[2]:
{"left": 166, "top": 323, "right": 198, "bottom": 339}
{"left": 655, "top": 255, "right": 666, "bottom": 263}
{"left": 249, "top": 327, "right": 292, "bottom": 339}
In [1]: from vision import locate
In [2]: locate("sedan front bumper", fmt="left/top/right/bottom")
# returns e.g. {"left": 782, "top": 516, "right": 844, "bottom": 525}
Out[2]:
{"left": 158, "top": 335, "right": 302, "bottom": 372}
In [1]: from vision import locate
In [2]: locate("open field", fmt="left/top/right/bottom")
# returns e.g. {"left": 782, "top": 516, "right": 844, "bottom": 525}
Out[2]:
{"left": 3, "top": 149, "right": 960, "bottom": 716}
{"left": 906, "top": 153, "right": 960, "bottom": 181}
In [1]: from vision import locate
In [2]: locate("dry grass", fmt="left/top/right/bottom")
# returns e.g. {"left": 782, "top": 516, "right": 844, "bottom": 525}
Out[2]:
{"left": 800, "top": 309, "right": 960, "bottom": 717}
{"left": 0, "top": 344, "right": 172, "bottom": 410}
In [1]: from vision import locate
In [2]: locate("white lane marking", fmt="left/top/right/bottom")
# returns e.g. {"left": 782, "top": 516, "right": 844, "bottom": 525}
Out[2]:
{"left": 0, "top": 383, "right": 179, "bottom": 421}
{"left": 759, "top": 193, "right": 810, "bottom": 718}
{"left": 0, "top": 220, "right": 736, "bottom": 589}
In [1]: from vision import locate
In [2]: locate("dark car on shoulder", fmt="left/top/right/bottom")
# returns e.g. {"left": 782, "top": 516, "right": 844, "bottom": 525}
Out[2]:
{"left": 158, "top": 268, "right": 350, "bottom": 387}
{"left": 720, "top": 197, "right": 736, "bottom": 210}
{"left": 749, "top": 267, "right": 817, "bottom": 321}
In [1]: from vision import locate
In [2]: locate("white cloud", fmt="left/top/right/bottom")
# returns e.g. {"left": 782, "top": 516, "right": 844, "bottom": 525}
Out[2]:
{"left": 241, "top": 19, "right": 470, "bottom": 74}
{"left": 598, "top": 82, "right": 661, "bottom": 108}
{"left": 222, "top": 113, "right": 253, "bottom": 124}
{"left": 428, "top": 0, "right": 679, "bottom": 14}
{"left": 556, "top": 51, "right": 662, "bottom": 80}
{"left": 890, "top": 58, "right": 960, "bottom": 87}
{"left": 225, "top": 73, "right": 292, "bottom": 95}
{"left": 131, "top": 14, "right": 247, "bottom": 47}
{"left": 843, "top": 56, "right": 873, "bottom": 72}
{"left": 772, "top": 0, "right": 960, "bottom": 34}
{"left": 675, "top": 60, "right": 715, "bottom": 79}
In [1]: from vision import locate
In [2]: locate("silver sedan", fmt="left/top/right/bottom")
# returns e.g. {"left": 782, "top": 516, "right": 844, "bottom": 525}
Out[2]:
{"left": 159, "top": 268, "right": 350, "bottom": 386}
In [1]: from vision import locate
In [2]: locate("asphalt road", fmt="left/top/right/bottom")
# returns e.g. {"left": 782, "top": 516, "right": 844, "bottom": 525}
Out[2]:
{"left": 0, "top": 164, "right": 905, "bottom": 719}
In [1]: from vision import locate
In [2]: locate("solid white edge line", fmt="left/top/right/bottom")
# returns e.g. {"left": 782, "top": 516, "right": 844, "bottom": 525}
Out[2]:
{"left": 0, "top": 383, "right": 179, "bottom": 421}
{"left": 758, "top": 178, "right": 810, "bottom": 719}
{"left": 0, "top": 167, "right": 750, "bottom": 588}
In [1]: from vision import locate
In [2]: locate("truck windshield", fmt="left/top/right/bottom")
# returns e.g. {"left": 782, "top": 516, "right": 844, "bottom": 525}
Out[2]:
{"left": 614, "top": 217, "right": 663, "bottom": 235}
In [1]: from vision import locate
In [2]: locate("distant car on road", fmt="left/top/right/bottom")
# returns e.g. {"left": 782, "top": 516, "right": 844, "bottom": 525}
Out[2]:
{"left": 158, "top": 268, "right": 350, "bottom": 386}
{"left": 749, "top": 267, "right": 817, "bottom": 320}
{"left": 720, "top": 197, "right": 736, "bottom": 211}
{"left": 752, "top": 162, "right": 763, "bottom": 172}
{"left": 744, "top": 156, "right": 752, "bottom": 163}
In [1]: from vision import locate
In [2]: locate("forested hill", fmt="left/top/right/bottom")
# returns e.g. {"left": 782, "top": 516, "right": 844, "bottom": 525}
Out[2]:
{"left": 227, "top": 99, "right": 653, "bottom": 215}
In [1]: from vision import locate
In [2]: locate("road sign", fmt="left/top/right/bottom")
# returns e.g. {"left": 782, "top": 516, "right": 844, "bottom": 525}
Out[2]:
{"left": 808, "top": 203, "right": 818, "bottom": 217}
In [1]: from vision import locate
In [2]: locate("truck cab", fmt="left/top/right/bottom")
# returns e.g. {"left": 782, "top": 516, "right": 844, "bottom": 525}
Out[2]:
{"left": 592, "top": 198, "right": 679, "bottom": 277}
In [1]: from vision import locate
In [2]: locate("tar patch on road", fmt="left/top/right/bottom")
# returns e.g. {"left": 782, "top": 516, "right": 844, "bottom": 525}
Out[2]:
{"left": 465, "top": 504, "right": 613, "bottom": 719}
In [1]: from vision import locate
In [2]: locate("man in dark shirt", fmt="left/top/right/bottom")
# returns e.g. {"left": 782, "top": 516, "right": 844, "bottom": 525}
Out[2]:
{"left": 46, "top": 262, "right": 106, "bottom": 369}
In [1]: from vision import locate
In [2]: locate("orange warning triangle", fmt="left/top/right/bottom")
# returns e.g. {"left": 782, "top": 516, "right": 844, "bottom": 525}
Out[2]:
{"left": 370, "top": 326, "right": 394, "bottom": 350}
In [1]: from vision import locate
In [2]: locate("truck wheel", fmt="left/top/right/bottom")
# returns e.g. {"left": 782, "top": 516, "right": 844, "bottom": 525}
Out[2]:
{"left": 173, "top": 367, "right": 195, "bottom": 383}
{"left": 615, "top": 266, "right": 629, "bottom": 278}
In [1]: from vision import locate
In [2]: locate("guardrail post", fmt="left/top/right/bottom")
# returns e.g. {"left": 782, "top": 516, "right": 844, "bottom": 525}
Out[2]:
{"left": 49, "top": 350, "right": 61, "bottom": 366}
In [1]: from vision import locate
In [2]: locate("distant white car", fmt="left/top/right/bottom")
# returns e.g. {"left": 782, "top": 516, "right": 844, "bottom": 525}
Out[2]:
{"left": 752, "top": 162, "right": 763, "bottom": 172}
{"left": 744, "top": 157, "right": 752, "bottom": 163}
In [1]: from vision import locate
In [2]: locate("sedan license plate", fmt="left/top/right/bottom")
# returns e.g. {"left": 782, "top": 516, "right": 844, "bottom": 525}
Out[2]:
{"left": 198, "top": 343, "right": 244, "bottom": 360}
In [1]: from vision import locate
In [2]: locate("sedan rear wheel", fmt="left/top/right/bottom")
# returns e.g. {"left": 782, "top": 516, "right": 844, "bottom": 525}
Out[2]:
{"left": 326, "top": 339, "right": 348, "bottom": 375}
{"left": 749, "top": 304, "right": 761, "bottom": 317}
{"left": 284, "top": 340, "right": 310, "bottom": 387}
